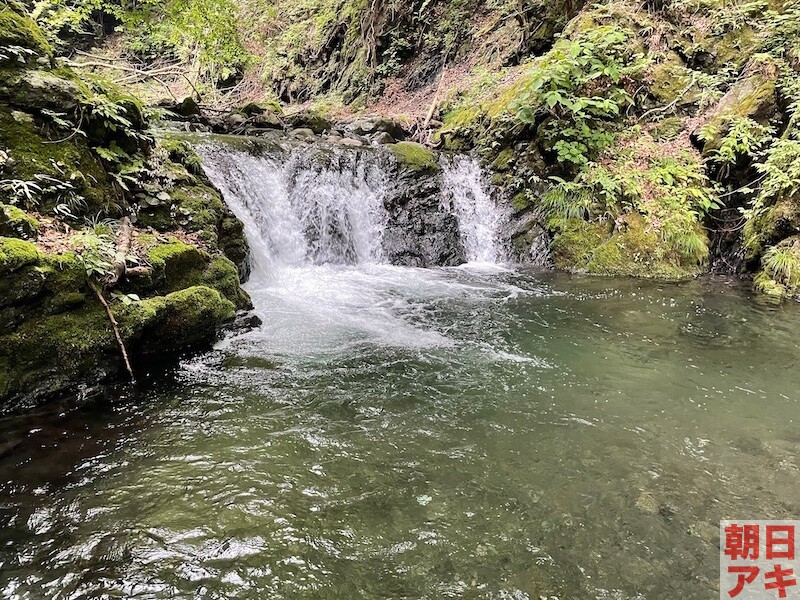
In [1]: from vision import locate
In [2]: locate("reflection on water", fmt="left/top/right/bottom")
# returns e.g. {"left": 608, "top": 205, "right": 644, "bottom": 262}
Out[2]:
{"left": 2, "top": 269, "right": 800, "bottom": 599}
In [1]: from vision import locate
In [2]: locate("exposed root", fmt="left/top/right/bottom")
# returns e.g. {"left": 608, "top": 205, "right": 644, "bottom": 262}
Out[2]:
{"left": 105, "top": 216, "right": 133, "bottom": 288}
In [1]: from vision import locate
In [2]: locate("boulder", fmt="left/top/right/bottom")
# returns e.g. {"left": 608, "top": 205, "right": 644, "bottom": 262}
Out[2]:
{"left": 287, "top": 111, "right": 332, "bottom": 134}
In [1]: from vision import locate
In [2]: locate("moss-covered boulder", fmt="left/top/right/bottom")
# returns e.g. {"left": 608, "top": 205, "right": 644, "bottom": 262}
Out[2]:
{"left": 551, "top": 216, "right": 704, "bottom": 280}
{"left": 0, "top": 0, "right": 52, "bottom": 59}
{"left": 286, "top": 111, "right": 331, "bottom": 134}
{"left": 386, "top": 142, "right": 440, "bottom": 173}
{"left": 753, "top": 237, "right": 800, "bottom": 300}
{"left": 694, "top": 56, "right": 779, "bottom": 155}
{"left": 0, "top": 204, "right": 39, "bottom": 239}
{"left": 145, "top": 239, "right": 251, "bottom": 309}
{"left": 0, "top": 236, "right": 245, "bottom": 411}
{"left": 127, "top": 285, "right": 236, "bottom": 354}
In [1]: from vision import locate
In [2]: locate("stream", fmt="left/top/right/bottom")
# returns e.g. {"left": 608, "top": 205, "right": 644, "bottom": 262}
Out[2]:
{"left": 1, "top": 139, "right": 799, "bottom": 599}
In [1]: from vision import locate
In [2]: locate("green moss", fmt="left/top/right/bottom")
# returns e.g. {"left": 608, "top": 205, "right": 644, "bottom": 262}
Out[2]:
{"left": 171, "top": 184, "right": 226, "bottom": 234}
{"left": 551, "top": 217, "right": 700, "bottom": 280}
{"left": 127, "top": 285, "right": 236, "bottom": 352}
{"left": 551, "top": 219, "right": 610, "bottom": 271}
{"left": 148, "top": 239, "right": 207, "bottom": 288}
{"left": 146, "top": 239, "right": 249, "bottom": 307}
{"left": 386, "top": 142, "right": 439, "bottom": 172}
{"left": 491, "top": 148, "right": 515, "bottom": 172}
{"left": 648, "top": 54, "right": 699, "bottom": 106}
{"left": 0, "top": 204, "right": 38, "bottom": 239}
{"left": 754, "top": 270, "right": 787, "bottom": 299}
{"left": 0, "top": 306, "right": 115, "bottom": 402}
{"left": 0, "top": 236, "right": 39, "bottom": 274}
{"left": 511, "top": 193, "right": 532, "bottom": 213}
{"left": 200, "top": 255, "right": 251, "bottom": 309}
{"left": 0, "top": 1, "right": 52, "bottom": 58}
{"left": 651, "top": 117, "right": 684, "bottom": 142}
{"left": 442, "top": 104, "right": 483, "bottom": 131}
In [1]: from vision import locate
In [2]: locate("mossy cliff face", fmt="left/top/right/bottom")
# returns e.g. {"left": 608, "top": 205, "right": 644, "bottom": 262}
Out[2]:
{"left": 0, "top": 3, "right": 252, "bottom": 412}
{"left": 430, "top": 0, "right": 800, "bottom": 292}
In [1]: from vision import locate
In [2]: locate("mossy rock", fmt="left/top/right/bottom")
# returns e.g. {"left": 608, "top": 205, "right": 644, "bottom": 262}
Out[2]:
{"left": 146, "top": 240, "right": 250, "bottom": 308}
{"left": 241, "top": 100, "right": 283, "bottom": 116}
{"left": 0, "top": 0, "right": 52, "bottom": 60}
{"left": 695, "top": 57, "right": 778, "bottom": 154}
{"left": 0, "top": 236, "right": 38, "bottom": 274}
{"left": 126, "top": 285, "right": 236, "bottom": 354}
{"left": 0, "top": 306, "right": 116, "bottom": 407}
{"left": 0, "top": 204, "right": 38, "bottom": 239}
{"left": 386, "top": 142, "right": 440, "bottom": 173}
{"left": 752, "top": 237, "right": 800, "bottom": 300}
{"left": 491, "top": 148, "right": 516, "bottom": 172}
{"left": 551, "top": 219, "right": 610, "bottom": 270}
{"left": 650, "top": 117, "right": 684, "bottom": 142}
{"left": 287, "top": 111, "right": 331, "bottom": 134}
{"left": 648, "top": 53, "right": 700, "bottom": 107}
{"left": 551, "top": 217, "right": 701, "bottom": 280}
{"left": 0, "top": 248, "right": 88, "bottom": 333}
{"left": 0, "top": 69, "right": 81, "bottom": 112}
{"left": 753, "top": 270, "right": 788, "bottom": 300}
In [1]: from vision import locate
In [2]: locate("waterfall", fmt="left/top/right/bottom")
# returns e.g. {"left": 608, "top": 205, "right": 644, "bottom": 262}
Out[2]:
{"left": 440, "top": 155, "right": 509, "bottom": 264}
{"left": 197, "top": 140, "right": 512, "bottom": 277}
{"left": 198, "top": 143, "right": 389, "bottom": 280}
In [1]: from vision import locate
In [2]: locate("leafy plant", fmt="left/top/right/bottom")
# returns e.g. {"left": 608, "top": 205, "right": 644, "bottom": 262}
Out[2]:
{"left": 71, "top": 229, "right": 117, "bottom": 278}
{"left": 71, "top": 225, "right": 140, "bottom": 281}
{"left": 701, "top": 116, "right": 774, "bottom": 177}
{"left": 0, "top": 178, "right": 42, "bottom": 205}
{"left": 512, "top": 26, "right": 639, "bottom": 165}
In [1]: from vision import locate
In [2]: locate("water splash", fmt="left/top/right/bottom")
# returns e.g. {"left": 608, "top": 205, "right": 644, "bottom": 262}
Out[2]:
{"left": 440, "top": 155, "right": 509, "bottom": 264}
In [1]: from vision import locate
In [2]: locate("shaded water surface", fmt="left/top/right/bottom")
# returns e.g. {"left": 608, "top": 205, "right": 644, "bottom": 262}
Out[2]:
{"left": 2, "top": 270, "right": 799, "bottom": 599}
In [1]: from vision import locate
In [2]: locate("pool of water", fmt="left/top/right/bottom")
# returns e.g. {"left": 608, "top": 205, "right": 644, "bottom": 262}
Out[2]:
{"left": 1, "top": 267, "right": 799, "bottom": 599}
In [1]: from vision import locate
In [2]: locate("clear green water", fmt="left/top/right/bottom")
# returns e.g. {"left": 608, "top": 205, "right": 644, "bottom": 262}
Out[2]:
{"left": 1, "top": 268, "right": 799, "bottom": 599}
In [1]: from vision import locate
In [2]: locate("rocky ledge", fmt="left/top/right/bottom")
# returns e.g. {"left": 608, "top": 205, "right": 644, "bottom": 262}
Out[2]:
{"left": 0, "top": 1, "right": 253, "bottom": 413}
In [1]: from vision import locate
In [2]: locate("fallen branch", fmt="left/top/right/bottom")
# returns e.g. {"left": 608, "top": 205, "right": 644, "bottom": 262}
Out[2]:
{"left": 88, "top": 278, "right": 135, "bottom": 382}
{"left": 422, "top": 59, "right": 448, "bottom": 130}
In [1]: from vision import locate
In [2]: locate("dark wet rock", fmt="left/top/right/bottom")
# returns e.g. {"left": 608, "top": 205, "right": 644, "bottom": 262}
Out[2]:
{"left": 174, "top": 96, "right": 201, "bottom": 117}
{"left": 221, "top": 310, "right": 263, "bottom": 335}
{"left": 382, "top": 159, "right": 465, "bottom": 267}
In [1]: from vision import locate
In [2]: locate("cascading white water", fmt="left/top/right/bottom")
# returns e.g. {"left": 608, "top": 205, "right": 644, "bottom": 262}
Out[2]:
{"left": 198, "top": 144, "right": 388, "bottom": 280}
{"left": 440, "top": 155, "right": 509, "bottom": 264}
{"left": 197, "top": 139, "right": 521, "bottom": 355}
